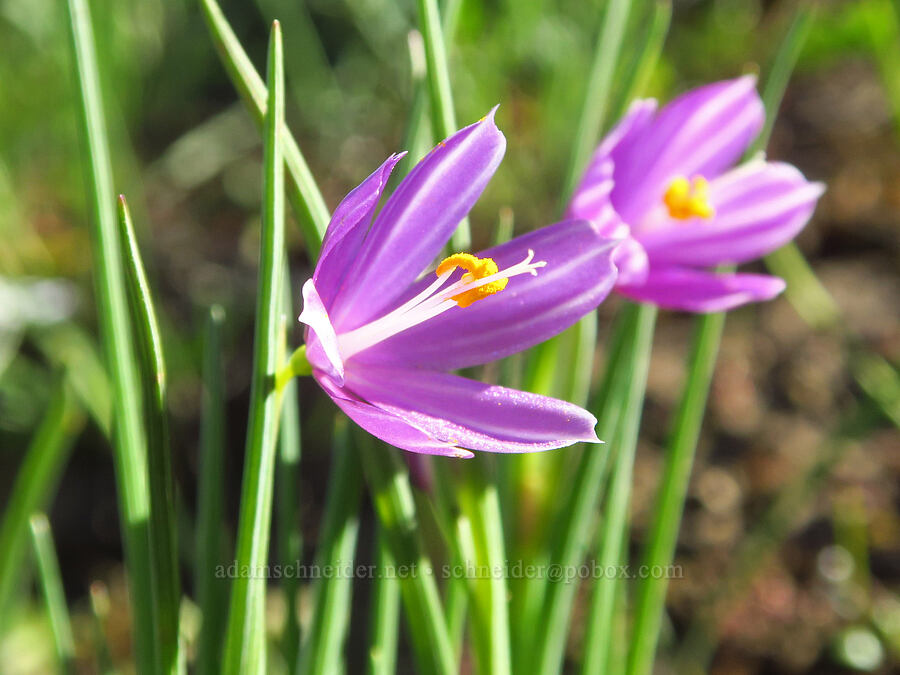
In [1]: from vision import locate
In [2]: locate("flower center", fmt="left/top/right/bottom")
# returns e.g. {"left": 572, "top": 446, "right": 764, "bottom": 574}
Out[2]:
{"left": 337, "top": 250, "right": 546, "bottom": 360}
{"left": 663, "top": 175, "right": 714, "bottom": 220}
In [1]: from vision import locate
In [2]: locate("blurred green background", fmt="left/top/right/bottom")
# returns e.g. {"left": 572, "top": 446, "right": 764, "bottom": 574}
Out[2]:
{"left": 0, "top": 0, "right": 898, "bottom": 672}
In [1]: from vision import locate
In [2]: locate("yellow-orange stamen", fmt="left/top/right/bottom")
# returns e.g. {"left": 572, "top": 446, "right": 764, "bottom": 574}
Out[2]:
{"left": 663, "top": 175, "right": 714, "bottom": 220}
{"left": 436, "top": 253, "right": 509, "bottom": 308}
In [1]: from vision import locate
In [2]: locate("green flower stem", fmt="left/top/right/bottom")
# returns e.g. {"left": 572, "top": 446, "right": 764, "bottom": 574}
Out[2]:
{"left": 414, "top": 0, "right": 469, "bottom": 250}
{"left": 276, "top": 344, "right": 312, "bottom": 391}
{"left": 29, "top": 514, "right": 76, "bottom": 673}
{"left": 359, "top": 439, "right": 457, "bottom": 675}
{"left": 199, "top": 0, "right": 329, "bottom": 256}
{"left": 65, "top": 0, "right": 156, "bottom": 670}
{"left": 0, "top": 382, "right": 82, "bottom": 624}
{"left": 117, "top": 196, "right": 182, "bottom": 674}
{"left": 222, "top": 22, "right": 286, "bottom": 673}
{"left": 195, "top": 306, "right": 228, "bottom": 675}
{"left": 298, "top": 421, "right": 362, "bottom": 675}
{"left": 581, "top": 304, "right": 656, "bottom": 675}
{"left": 624, "top": 311, "right": 724, "bottom": 675}
{"left": 626, "top": 11, "right": 817, "bottom": 675}
{"left": 367, "top": 528, "right": 401, "bottom": 675}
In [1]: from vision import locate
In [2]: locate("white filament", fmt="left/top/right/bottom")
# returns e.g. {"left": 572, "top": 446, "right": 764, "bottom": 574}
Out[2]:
{"left": 337, "top": 250, "right": 546, "bottom": 360}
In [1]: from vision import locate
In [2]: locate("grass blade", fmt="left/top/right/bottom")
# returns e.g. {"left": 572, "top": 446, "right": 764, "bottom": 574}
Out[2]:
{"left": 29, "top": 514, "right": 76, "bottom": 672}
{"left": 359, "top": 439, "right": 456, "bottom": 675}
{"left": 560, "top": 0, "right": 636, "bottom": 206}
{"left": 117, "top": 195, "right": 182, "bottom": 674}
{"left": 581, "top": 304, "right": 656, "bottom": 675}
{"left": 530, "top": 303, "right": 647, "bottom": 675}
{"left": 221, "top": 21, "right": 287, "bottom": 673}
{"left": 624, "top": 311, "right": 724, "bottom": 675}
{"left": 199, "top": 0, "right": 329, "bottom": 255}
{"left": 414, "top": 0, "right": 469, "bottom": 250}
{"left": 65, "top": 0, "right": 156, "bottom": 669}
{"left": 457, "top": 461, "right": 512, "bottom": 675}
{"left": 368, "top": 529, "right": 401, "bottom": 675}
{"left": 195, "top": 306, "right": 228, "bottom": 675}
{"left": 0, "top": 382, "right": 82, "bottom": 623}
{"left": 612, "top": 0, "right": 673, "bottom": 121}
{"left": 297, "top": 421, "right": 363, "bottom": 675}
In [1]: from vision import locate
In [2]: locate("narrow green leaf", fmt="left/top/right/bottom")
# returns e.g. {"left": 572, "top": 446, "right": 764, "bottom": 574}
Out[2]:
{"left": 581, "top": 304, "right": 656, "bottom": 675}
{"left": 530, "top": 303, "right": 648, "bottom": 675}
{"left": 29, "top": 514, "right": 76, "bottom": 672}
{"left": 368, "top": 529, "right": 401, "bottom": 675}
{"left": 0, "top": 383, "right": 81, "bottom": 623}
{"left": 298, "top": 421, "right": 362, "bottom": 675}
{"left": 359, "top": 439, "right": 456, "bottom": 675}
{"left": 625, "top": 311, "right": 724, "bottom": 675}
{"left": 443, "top": 555, "right": 468, "bottom": 663}
{"left": 195, "top": 305, "right": 228, "bottom": 675}
{"left": 395, "top": 0, "right": 465, "bottom": 182}
{"left": 117, "top": 195, "right": 182, "bottom": 674}
{"left": 560, "top": 0, "right": 636, "bottom": 206}
{"left": 199, "top": 0, "right": 329, "bottom": 255}
{"left": 612, "top": 0, "right": 672, "bottom": 120}
{"left": 457, "top": 460, "right": 512, "bottom": 675}
{"left": 65, "top": 0, "right": 156, "bottom": 669}
{"left": 414, "top": 0, "right": 469, "bottom": 250}
{"left": 222, "top": 22, "right": 287, "bottom": 673}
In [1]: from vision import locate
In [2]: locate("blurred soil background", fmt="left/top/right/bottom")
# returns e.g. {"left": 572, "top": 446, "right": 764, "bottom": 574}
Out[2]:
{"left": 0, "top": 0, "right": 898, "bottom": 673}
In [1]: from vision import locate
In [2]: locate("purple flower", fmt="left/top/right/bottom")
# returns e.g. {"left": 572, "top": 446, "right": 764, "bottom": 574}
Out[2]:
{"left": 299, "top": 110, "right": 620, "bottom": 457}
{"left": 567, "top": 75, "right": 825, "bottom": 313}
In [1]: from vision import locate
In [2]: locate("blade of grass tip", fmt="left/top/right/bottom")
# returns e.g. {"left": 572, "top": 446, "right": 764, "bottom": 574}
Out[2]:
{"left": 199, "top": 0, "right": 329, "bottom": 256}
{"left": 0, "top": 382, "right": 82, "bottom": 624}
{"left": 277, "top": 272, "right": 303, "bottom": 667}
{"left": 196, "top": 306, "right": 228, "bottom": 675}
{"left": 414, "top": 0, "right": 470, "bottom": 250}
{"left": 457, "top": 458, "right": 513, "bottom": 675}
{"left": 297, "top": 419, "right": 363, "bottom": 675}
{"left": 65, "top": 0, "right": 156, "bottom": 670}
{"left": 529, "top": 303, "right": 644, "bottom": 675}
{"left": 368, "top": 527, "right": 401, "bottom": 675}
{"left": 117, "top": 195, "right": 182, "bottom": 674}
{"left": 626, "top": 10, "right": 816, "bottom": 675}
{"left": 222, "top": 22, "right": 286, "bottom": 673}
{"left": 560, "top": 0, "right": 635, "bottom": 206}
{"left": 29, "top": 514, "right": 76, "bottom": 673}
{"left": 358, "top": 437, "right": 457, "bottom": 675}
{"left": 581, "top": 304, "right": 657, "bottom": 675}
